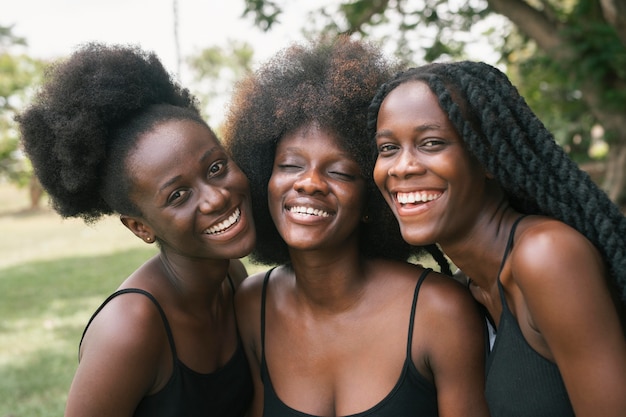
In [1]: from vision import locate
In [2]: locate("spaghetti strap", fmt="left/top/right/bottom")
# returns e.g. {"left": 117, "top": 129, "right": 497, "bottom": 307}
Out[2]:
{"left": 78, "top": 288, "right": 177, "bottom": 361}
{"left": 495, "top": 216, "right": 527, "bottom": 282}
{"left": 406, "top": 268, "right": 432, "bottom": 358}
{"left": 496, "top": 215, "right": 528, "bottom": 307}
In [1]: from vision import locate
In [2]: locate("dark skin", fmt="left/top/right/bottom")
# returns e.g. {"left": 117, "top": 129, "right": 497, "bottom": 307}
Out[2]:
{"left": 65, "top": 119, "right": 256, "bottom": 417}
{"left": 235, "top": 123, "right": 489, "bottom": 417}
{"left": 373, "top": 81, "right": 626, "bottom": 416}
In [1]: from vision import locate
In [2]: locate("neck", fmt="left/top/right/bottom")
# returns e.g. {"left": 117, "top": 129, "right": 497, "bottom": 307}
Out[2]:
{"left": 440, "top": 198, "right": 519, "bottom": 289}
{"left": 287, "top": 244, "right": 368, "bottom": 313}
{"left": 158, "top": 250, "right": 230, "bottom": 308}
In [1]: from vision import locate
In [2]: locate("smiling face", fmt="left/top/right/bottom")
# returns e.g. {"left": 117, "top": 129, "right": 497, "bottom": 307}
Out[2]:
{"left": 373, "top": 81, "right": 488, "bottom": 247}
{"left": 125, "top": 118, "right": 255, "bottom": 260}
{"left": 268, "top": 123, "right": 366, "bottom": 253}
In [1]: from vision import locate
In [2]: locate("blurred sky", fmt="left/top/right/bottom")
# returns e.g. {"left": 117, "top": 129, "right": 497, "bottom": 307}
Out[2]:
{"left": 3, "top": 0, "right": 334, "bottom": 123}
{"left": 4, "top": 0, "right": 499, "bottom": 124}
{"left": 3, "top": 0, "right": 322, "bottom": 79}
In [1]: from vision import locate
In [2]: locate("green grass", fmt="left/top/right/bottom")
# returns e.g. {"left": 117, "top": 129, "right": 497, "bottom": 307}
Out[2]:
{"left": 0, "top": 182, "right": 264, "bottom": 417}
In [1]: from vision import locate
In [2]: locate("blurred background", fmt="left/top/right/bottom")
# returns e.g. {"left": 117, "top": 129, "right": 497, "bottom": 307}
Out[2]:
{"left": 1, "top": 0, "right": 625, "bottom": 415}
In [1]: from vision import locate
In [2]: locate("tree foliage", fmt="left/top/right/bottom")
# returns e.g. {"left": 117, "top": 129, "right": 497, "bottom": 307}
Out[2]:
{"left": 0, "top": 25, "right": 45, "bottom": 187}
{"left": 186, "top": 39, "right": 254, "bottom": 128}
{"left": 242, "top": 0, "right": 626, "bottom": 203}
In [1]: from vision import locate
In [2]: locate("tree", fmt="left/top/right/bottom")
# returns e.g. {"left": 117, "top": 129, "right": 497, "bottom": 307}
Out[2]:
{"left": 0, "top": 24, "right": 46, "bottom": 209}
{"left": 242, "top": 0, "right": 626, "bottom": 203}
{"left": 186, "top": 39, "right": 254, "bottom": 129}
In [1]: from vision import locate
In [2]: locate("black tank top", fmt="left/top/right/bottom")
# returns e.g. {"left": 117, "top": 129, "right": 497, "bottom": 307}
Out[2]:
{"left": 485, "top": 216, "right": 575, "bottom": 416}
{"left": 80, "top": 280, "right": 253, "bottom": 417}
{"left": 260, "top": 267, "right": 438, "bottom": 417}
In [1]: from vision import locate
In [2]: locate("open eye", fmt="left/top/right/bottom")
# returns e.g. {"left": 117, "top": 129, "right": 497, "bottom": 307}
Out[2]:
{"left": 208, "top": 160, "right": 227, "bottom": 177}
{"left": 419, "top": 138, "right": 446, "bottom": 151}
{"left": 377, "top": 142, "right": 399, "bottom": 154}
{"left": 167, "top": 189, "right": 190, "bottom": 205}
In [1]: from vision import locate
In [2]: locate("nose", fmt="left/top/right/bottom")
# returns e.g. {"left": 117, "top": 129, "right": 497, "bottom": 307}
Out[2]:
{"left": 198, "top": 183, "right": 229, "bottom": 214}
{"left": 293, "top": 168, "right": 330, "bottom": 195}
{"left": 387, "top": 148, "right": 426, "bottom": 178}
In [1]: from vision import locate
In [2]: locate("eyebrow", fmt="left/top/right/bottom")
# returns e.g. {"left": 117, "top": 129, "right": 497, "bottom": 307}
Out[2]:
{"left": 158, "top": 146, "right": 220, "bottom": 193}
{"left": 375, "top": 123, "right": 443, "bottom": 139}
{"left": 200, "top": 146, "right": 220, "bottom": 163}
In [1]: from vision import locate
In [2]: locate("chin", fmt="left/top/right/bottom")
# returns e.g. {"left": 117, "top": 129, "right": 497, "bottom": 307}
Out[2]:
{"left": 400, "top": 229, "right": 433, "bottom": 247}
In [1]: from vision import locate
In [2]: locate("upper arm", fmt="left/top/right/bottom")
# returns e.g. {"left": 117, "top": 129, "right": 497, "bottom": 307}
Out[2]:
{"left": 418, "top": 274, "right": 490, "bottom": 417}
{"left": 65, "top": 294, "right": 166, "bottom": 417}
{"left": 513, "top": 223, "right": 626, "bottom": 416}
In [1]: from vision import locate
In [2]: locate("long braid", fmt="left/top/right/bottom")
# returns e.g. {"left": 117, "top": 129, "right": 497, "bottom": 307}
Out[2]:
{"left": 368, "top": 61, "right": 626, "bottom": 303}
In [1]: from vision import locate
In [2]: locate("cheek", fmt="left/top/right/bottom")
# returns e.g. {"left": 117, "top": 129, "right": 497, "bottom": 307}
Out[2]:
{"left": 373, "top": 159, "right": 388, "bottom": 191}
{"left": 267, "top": 176, "right": 283, "bottom": 219}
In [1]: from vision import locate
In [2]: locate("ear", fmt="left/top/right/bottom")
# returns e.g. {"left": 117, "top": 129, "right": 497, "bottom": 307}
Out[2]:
{"left": 120, "top": 215, "right": 156, "bottom": 244}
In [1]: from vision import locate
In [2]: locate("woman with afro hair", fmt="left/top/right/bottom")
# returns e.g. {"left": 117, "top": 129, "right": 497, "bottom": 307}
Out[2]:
{"left": 17, "top": 43, "right": 256, "bottom": 417}
{"left": 222, "top": 36, "right": 490, "bottom": 417}
{"left": 369, "top": 61, "right": 626, "bottom": 417}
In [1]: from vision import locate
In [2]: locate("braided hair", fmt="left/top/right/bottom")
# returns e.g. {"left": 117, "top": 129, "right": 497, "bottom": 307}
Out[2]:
{"left": 368, "top": 61, "right": 626, "bottom": 302}
{"left": 223, "top": 36, "right": 449, "bottom": 270}
{"left": 16, "top": 43, "right": 207, "bottom": 222}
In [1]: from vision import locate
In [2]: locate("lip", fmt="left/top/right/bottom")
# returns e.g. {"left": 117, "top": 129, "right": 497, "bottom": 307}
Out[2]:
{"left": 283, "top": 200, "right": 335, "bottom": 224}
{"left": 388, "top": 188, "right": 443, "bottom": 216}
{"left": 202, "top": 206, "right": 245, "bottom": 237}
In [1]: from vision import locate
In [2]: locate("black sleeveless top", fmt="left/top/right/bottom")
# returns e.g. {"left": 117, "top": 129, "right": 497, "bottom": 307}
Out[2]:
{"left": 260, "top": 267, "right": 438, "bottom": 417}
{"left": 80, "top": 279, "right": 253, "bottom": 417}
{"left": 485, "top": 216, "right": 575, "bottom": 416}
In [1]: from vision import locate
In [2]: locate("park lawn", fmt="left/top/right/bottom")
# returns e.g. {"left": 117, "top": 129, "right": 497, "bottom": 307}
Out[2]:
{"left": 0, "top": 183, "right": 264, "bottom": 417}
{"left": 0, "top": 248, "right": 155, "bottom": 417}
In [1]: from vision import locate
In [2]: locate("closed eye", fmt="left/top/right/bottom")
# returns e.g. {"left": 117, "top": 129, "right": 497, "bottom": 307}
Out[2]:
{"left": 329, "top": 171, "right": 357, "bottom": 181}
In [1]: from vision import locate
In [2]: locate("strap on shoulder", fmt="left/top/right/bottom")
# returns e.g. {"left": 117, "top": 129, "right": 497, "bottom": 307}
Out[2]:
{"left": 78, "top": 288, "right": 176, "bottom": 361}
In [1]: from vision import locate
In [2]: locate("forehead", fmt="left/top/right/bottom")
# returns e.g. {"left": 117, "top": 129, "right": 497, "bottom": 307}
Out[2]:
{"left": 377, "top": 81, "right": 450, "bottom": 125}
{"left": 127, "top": 119, "right": 220, "bottom": 177}
{"left": 278, "top": 123, "right": 352, "bottom": 156}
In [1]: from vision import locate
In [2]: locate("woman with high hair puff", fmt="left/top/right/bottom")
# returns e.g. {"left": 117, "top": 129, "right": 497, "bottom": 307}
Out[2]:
{"left": 17, "top": 43, "right": 256, "bottom": 417}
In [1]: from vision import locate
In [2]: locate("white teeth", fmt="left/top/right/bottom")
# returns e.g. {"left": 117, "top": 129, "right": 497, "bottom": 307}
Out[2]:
{"left": 396, "top": 192, "right": 440, "bottom": 204}
{"left": 206, "top": 208, "right": 241, "bottom": 235}
{"left": 289, "top": 206, "right": 330, "bottom": 217}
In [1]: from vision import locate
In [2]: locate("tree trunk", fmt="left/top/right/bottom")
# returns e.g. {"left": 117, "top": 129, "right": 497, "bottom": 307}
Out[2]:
{"left": 600, "top": 0, "right": 626, "bottom": 46}
{"left": 604, "top": 140, "right": 626, "bottom": 202}
{"left": 29, "top": 175, "right": 43, "bottom": 210}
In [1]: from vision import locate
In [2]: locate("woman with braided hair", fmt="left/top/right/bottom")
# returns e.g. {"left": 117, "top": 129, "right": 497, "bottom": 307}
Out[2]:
{"left": 369, "top": 61, "right": 626, "bottom": 417}
{"left": 17, "top": 43, "right": 256, "bottom": 416}
{"left": 223, "top": 37, "right": 490, "bottom": 417}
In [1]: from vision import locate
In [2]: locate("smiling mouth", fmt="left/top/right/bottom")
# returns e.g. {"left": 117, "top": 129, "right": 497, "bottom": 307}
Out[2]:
{"left": 204, "top": 208, "right": 241, "bottom": 235}
{"left": 288, "top": 205, "right": 332, "bottom": 218}
{"left": 395, "top": 191, "right": 442, "bottom": 205}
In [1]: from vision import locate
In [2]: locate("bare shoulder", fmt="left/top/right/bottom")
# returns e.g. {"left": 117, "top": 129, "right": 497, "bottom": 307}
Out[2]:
{"left": 81, "top": 289, "right": 167, "bottom": 360}
{"left": 74, "top": 288, "right": 168, "bottom": 407}
{"left": 236, "top": 268, "right": 271, "bottom": 299}
{"left": 421, "top": 271, "right": 483, "bottom": 325}
{"left": 511, "top": 217, "right": 605, "bottom": 290}
{"left": 234, "top": 268, "right": 274, "bottom": 327}
{"left": 372, "top": 259, "right": 479, "bottom": 318}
